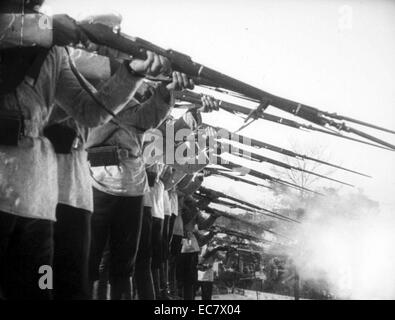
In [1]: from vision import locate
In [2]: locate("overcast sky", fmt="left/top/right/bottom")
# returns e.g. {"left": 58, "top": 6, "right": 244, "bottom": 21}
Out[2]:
{"left": 45, "top": 0, "right": 395, "bottom": 213}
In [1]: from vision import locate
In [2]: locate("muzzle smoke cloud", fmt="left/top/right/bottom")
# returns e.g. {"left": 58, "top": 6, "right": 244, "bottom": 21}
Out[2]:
{"left": 285, "top": 190, "right": 395, "bottom": 299}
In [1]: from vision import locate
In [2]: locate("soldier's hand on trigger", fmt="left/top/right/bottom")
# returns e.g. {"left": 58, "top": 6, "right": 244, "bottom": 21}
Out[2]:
{"left": 166, "top": 72, "right": 195, "bottom": 91}
{"left": 199, "top": 95, "right": 219, "bottom": 113}
{"left": 129, "top": 51, "right": 172, "bottom": 77}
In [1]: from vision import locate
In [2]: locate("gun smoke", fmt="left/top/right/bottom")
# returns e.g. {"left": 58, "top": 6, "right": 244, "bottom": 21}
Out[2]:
{"left": 282, "top": 189, "right": 395, "bottom": 299}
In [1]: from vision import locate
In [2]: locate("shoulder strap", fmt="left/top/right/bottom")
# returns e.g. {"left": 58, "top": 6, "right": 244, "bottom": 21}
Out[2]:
{"left": 66, "top": 48, "right": 149, "bottom": 140}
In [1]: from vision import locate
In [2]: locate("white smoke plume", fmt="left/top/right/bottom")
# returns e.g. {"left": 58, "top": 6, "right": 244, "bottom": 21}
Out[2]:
{"left": 284, "top": 189, "right": 395, "bottom": 299}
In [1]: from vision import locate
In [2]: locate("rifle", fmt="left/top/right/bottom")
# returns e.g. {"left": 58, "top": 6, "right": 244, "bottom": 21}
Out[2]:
{"left": 211, "top": 225, "right": 264, "bottom": 243}
{"left": 202, "top": 206, "right": 256, "bottom": 228}
{"left": 214, "top": 141, "right": 354, "bottom": 187}
{"left": 204, "top": 167, "right": 273, "bottom": 189}
{"left": 197, "top": 186, "right": 300, "bottom": 224}
{"left": 203, "top": 206, "right": 288, "bottom": 239}
{"left": 75, "top": 20, "right": 395, "bottom": 150}
{"left": 196, "top": 192, "right": 258, "bottom": 212}
{"left": 195, "top": 192, "right": 295, "bottom": 224}
{"left": 202, "top": 124, "right": 371, "bottom": 178}
{"left": 174, "top": 91, "right": 394, "bottom": 151}
{"left": 210, "top": 154, "right": 323, "bottom": 196}
{"left": 213, "top": 226, "right": 284, "bottom": 247}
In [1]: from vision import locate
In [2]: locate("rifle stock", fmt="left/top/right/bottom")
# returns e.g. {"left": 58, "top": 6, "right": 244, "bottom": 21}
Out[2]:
{"left": 79, "top": 22, "right": 202, "bottom": 74}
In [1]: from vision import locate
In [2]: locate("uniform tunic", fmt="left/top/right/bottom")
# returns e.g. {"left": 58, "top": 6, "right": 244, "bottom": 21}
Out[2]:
{"left": 0, "top": 46, "right": 142, "bottom": 220}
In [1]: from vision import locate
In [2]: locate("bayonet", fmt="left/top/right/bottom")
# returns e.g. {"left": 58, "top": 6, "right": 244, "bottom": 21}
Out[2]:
{"left": 321, "top": 112, "right": 395, "bottom": 135}
{"left": 203, "top": 124, "right": 371, "bottom": 178}
{"left": 212, "top": 155, "right": 324, "bottom": 196}
{"left": 216, "top": 141, "right": 355, "bottom": 187}
{"left": 174, "top": 90, "right": 394, "bottom": 150}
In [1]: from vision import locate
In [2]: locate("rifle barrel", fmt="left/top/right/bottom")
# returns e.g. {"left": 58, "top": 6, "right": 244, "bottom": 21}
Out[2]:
{"left": 218, "top": 142, "right": 354, "bottom": 187}
{"left": 203, "top": 124, "right": 371, "bottom": 177}
{"left": 302, "top": 155, "right": 371, "bottom": 178}
{"left": 79, "top": 23, "right": 395, "bottom": 149}
{"left": 206, "top": 168, "right": 273, "bottom": 189}
{"left": 214, "top": 226, "right": 263, "bottom": 242}
{"left": 176, "top": 90, "right": 395, "bottom": 150}
{"left": 205, "top": 207, "right": 288, "bottom": 239}
{"left": 217, "top": 159, "right": 323, "bottom": 196}
{"left": 218, "top": 98, "right": 394, "bottom": 151}
{"left": 303, "top": 122, "right": 394, "bottom": 151}
{"left": 198, "top": 187, "right": 301, "bottom": 224}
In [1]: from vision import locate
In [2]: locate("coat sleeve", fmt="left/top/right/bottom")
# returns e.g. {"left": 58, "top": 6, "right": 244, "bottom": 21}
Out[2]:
{"left": 195, "top": 230, "right": 216, "bottom": 247}
{"left": 118, "top": 84, "right": 173, "bottom": 132}
{"left": 154, "top": 109, "right": 208, "bottom": 174}
{"left": 197, "top": 212, "right": 218, "bottom": 230}
{"left": 55, "top": 47, "right": 143, "bottom": 128}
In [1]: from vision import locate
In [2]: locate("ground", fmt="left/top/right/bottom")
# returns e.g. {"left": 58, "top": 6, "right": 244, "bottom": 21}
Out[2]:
{"left": 196, "top": 289, "right": 298, "bottom": 300}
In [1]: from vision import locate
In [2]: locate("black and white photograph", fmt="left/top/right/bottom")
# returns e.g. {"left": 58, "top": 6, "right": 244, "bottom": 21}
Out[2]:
{"left": 1, "top": 0, "right": 395, "bottom": 310}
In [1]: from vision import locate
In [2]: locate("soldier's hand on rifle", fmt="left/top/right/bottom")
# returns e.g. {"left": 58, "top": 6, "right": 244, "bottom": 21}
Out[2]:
{"left": 196, "top": 197, "right": 211, "bottom": 209}
{"left": 202, "top": 169, "right": 211, "bottom": 177}
{"left": 210, "top": 226, "right": 221, "bottom": 234}
{"left": 199, "top": 95, "right": 219, "bottom": 113}
{"left": 195, "top": 172, "right": 205, "bottom": 182}
{"left": 209, "top": 209, "right": 222, "bottom": 219}
{"left": 166, "top": 72, "right": 195, "bottom": 91}
{"left": 129, "top": 51, "right": 171, "bottom": 77}
{"left": 204, "top": 126, "right": 218, "bottom": 140}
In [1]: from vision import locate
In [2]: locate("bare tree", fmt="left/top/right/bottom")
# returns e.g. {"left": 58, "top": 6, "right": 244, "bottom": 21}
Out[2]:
{"left": 272, "top": 140, "right": 337, "bottom": 201}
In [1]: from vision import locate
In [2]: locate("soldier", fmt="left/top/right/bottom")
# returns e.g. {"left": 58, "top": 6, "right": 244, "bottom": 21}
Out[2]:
{"left": 176, "top": 196, "right": 219, "bottom": 300}
{"left": 0, "top": 0, "right": 167, "bottom": 299}
{"left": 197, "top": 244, "right": 229, "bottom": 300}
{"left": 86, "top": 78, "right": 185, "bottom": 299}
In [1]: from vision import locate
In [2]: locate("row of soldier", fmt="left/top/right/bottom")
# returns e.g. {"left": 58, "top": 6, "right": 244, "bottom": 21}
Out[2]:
{"left": 0, "top": 0, "right": 228, "bottom": 300}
